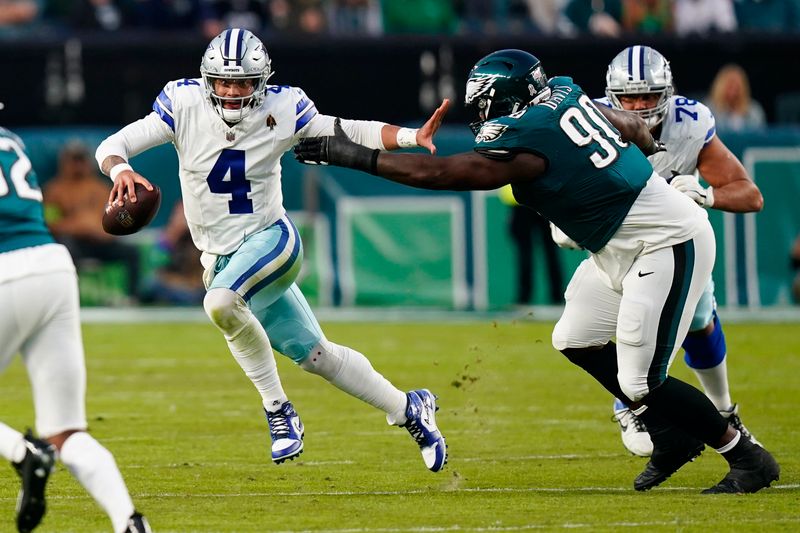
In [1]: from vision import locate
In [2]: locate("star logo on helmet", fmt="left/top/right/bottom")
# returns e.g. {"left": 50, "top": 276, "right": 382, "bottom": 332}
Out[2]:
{"left": 466, "top": 74, "right": 502, "bottom": 104}
{"left": 475, "top": 122, "right": 508, "bottom": 143}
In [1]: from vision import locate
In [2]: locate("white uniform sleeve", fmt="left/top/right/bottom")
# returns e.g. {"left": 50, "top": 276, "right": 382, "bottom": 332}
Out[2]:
{"left": 95, "top": 112, "right": 174, "bottom": 177}
{"left": 298, "top": 113, "right": 387, "bottom": 150}
{"left": 288, "top": 86, "right": 387, "bottom": 149}
{"left": 698, "top": 103, "right": 717, "bottom": 148}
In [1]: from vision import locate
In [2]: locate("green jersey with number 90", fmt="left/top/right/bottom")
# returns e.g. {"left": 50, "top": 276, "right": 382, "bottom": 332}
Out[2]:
{"left": 473, "top": 76, "right": 653, "bottom": 253}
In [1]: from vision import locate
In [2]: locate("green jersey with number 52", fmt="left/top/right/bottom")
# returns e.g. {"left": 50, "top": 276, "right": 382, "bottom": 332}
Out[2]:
{"left": 0, "top": 127, "right": 52, "bottom": 253}
{"left": 474, "top": 76, "right": 653, "bottom": 253}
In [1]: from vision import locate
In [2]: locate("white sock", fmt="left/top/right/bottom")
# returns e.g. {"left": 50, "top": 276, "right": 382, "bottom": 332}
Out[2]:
{"left": 227, "top": 314, "right": 288, "bottom": 412}
{"left": 59, "top": 432, "right": 135, "bottom": 533}
{"left": 301, "top": 341, "right": 407, "bottom": 424}
{"left": 693, "top": 359, "right": 733, "bottom": 411}
{"left": 0, "top": 423, "right": 26, "bottom": 463}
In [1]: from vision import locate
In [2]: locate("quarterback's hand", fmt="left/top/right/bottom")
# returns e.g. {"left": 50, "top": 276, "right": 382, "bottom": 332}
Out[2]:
{"left": 109, "top": 170, "right": 154, "bottom": 207}
{"left": 670, "top": 174, "right": 715, "bottom": 208}
{"left": 294, "top": 118, "right": 379, "bottom": 174}
{"left": 417, "top": 99, "right": 450, "bottom": 155}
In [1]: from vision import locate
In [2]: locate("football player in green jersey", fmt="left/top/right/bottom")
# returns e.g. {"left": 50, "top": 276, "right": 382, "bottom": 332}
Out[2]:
{"left": 0, "top": 121, "right": 150, "bottom": 532}
{"left": 294, "top": 49, "right": 780, "bottom": 494}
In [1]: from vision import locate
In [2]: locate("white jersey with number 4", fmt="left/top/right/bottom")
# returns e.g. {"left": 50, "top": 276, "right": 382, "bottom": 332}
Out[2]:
{"left": 96, "top": 79, "right": 385, "bottom": 256}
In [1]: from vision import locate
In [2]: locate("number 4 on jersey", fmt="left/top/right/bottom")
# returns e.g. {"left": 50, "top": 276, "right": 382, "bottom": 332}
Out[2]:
{"left": 206, "top": 149, "right": 253, "bottom": 214}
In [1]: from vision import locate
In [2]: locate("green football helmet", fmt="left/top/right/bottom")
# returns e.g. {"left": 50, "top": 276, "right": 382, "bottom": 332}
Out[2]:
{"left": 465, "top": 49, "right": 549, "bottom": 134}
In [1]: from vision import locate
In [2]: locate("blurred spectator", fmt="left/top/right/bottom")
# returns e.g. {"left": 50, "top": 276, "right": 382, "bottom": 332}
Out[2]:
{"left": 46, "top": 0, "right": 128, "bottom": 31}
{"left": 792, "top": 233, "right": 800, "bottom": 303}
{"left": 734, "top": 0, "right": 800, "bottom": 33}
{"left": 140, "top": 200, "right": 205, "bottom": 306}
{"left": 43, "top": 140, "right": 142, "bottom": 301}
{"left": 622, "top": 0, "right": 672, "bottom": 34}
{"left": 563, "top": 0, "right": 623, "bottom": 37}
{"left": 326, "top": 0, "right": 382, "bottom": 35}
{"left": 382, "top": 0, "right": 458, "bottom": 34}
{"left": 265, "top": 0, "right": 325, "bottom": 34}
{"left": 0, "top": 0, "right": 42, "bottom": 37}
{"left": 673, "top": 0, "right": 737, "bottom": 36}
{"left": 131, "top": 0, "right": 202, "bottom": 30}
{"left": 199, "top": 0, "right": 270, "bottom": 39}
{"left": 499, "top": 185, "right": 564, "bottom": 307}
{"left": 460, "top": 0, "right": 540, "bottom": 35}
{"left": 524, "top": 0, "right": 573, "bottom": 35}
{"left": 293, "top": 0, "right": 326, "bottom": 33}
{"left": 705, "top": 63, "right": 766, "bottom": 131}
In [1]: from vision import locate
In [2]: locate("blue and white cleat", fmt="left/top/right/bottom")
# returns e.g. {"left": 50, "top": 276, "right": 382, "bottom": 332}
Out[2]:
{"left": 265, "top": 401, "right": 304, "bottom": 464}
{"left": 402, "top": 389, "right": 447, "bottom": 472}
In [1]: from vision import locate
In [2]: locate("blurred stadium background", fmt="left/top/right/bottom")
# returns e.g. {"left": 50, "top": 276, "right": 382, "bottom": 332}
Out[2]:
{"left": 2, "top": 0, "right": 800, "bottom": 315}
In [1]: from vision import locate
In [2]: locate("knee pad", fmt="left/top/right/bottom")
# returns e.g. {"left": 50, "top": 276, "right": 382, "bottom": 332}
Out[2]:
{"left": 298, "top": 339, "right": 345, "bottom": 381}
{"left": 203, "top": 288, "right": 251, "bottom": 337}
{"left": 683, "top": 311, "right": 727, "bottom": 369}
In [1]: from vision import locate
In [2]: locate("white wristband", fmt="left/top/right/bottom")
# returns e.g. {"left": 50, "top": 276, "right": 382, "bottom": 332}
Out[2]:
{"left": 109, "top": 163, "right": 133, "bottom": 182}
{"left": 396, "top": 127, "right": 419, "bottom": 148}
{"left": 705, "top": 186, "right": 715, "bottom": 208}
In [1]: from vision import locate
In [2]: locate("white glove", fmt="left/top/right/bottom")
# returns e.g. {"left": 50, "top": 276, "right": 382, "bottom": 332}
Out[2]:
{"left": 550, "top": 223, "right": 582, "bottom": 250}
{"left": 670, "top": 174, "right": 715, "bottom": 208}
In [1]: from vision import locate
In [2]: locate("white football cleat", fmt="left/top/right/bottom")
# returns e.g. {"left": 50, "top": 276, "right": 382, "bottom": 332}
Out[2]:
{"left": 613, "top": 400, "right": 653, "bottom": 457}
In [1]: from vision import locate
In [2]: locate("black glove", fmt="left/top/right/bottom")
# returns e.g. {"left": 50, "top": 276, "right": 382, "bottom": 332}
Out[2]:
{"left": 294, "top": 118, "right": 380, "bottom": 174}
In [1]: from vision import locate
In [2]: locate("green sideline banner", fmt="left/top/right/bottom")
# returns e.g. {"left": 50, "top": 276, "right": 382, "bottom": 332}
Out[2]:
{"left": 18, "top": 126, "right": 800, "bottom": 309}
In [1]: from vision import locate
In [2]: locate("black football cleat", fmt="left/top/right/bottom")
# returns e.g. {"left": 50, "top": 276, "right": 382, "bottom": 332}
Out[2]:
{"left": 634, "top": 433, "right": 704, "bottom": 491}
{"left": 13, "top": 431, "right": 56, "bottom": 533}
{"left": 702, "top": 439, "right": 780, "bottom": 494}
{"left": 124, "top": 511, "right": 152, "bottom": 533}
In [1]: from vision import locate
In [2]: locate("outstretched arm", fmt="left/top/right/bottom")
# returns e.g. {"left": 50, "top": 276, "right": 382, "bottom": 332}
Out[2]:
{"left": 381, "top": 99, "right": 450, "bottom": 154}
{"left": 595, "top": 104, "right": 664, "bottom": 155}
{"left": 294, "top": 118, "right": 543, "bottom": 191}
{"left": 373, "top": 150, "right": 541, "bottom": 191}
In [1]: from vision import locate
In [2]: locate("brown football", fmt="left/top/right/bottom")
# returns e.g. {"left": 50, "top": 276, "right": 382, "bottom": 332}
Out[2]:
{"left": 102, "top": 183, "right": 162, "bottom": 236}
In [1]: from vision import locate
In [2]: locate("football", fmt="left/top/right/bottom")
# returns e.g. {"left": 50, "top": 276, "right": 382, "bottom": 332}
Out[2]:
{"left": 102, "top": 183, "right": 162, "bottom": 236}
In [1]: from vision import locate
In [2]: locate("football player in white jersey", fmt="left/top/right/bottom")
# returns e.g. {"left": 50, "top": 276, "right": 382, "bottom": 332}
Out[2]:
{"left": 598, "top": 45, "right": 764, "bottom": 457}
{"left": 0, "top": 122, "right": 150, "bottom": 532}
{"left": 95, "top": 28, "right": 448, "bottom": 472}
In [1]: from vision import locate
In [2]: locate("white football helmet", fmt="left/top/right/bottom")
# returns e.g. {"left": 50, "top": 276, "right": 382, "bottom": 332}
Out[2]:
{"left": 605, "top": 45, "right": 674, "bottom": 128}
{"left": 200, "top": 28, "right": 274, "bottom": 123}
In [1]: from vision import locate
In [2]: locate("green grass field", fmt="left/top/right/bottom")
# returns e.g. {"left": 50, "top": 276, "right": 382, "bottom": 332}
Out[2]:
{"left": 1, "top": 320, "right": 798, "bottom": 532}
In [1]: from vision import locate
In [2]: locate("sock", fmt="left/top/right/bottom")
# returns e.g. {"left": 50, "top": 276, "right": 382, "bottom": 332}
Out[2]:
{"left": 0, "top": 423, "right": 27, "bottom": 463}
{"left": 683, "top": 312, "right": 732, "bottom": 410}
{"left": 642, "top": 377, "right": 729, "bottom": 446}
{"left": 561, "top": 343, "right": 629, "bottom": 400}
{"left": 59, "top": 432, "right": 135, "bottom": 533}
{"left": 613, "top": 397, "right": 629, "bottom": 412}
{"left": 226, "top": 315, "right": 288, "bottom": 412}
{"left": 693, "top": 361, "right": 733, "bottom": 411}
{"left": 301, "top": 341, "right": 407, "bottom": 424}
{"left": 716, "top": 430, "right": 741, "bottom": 454}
